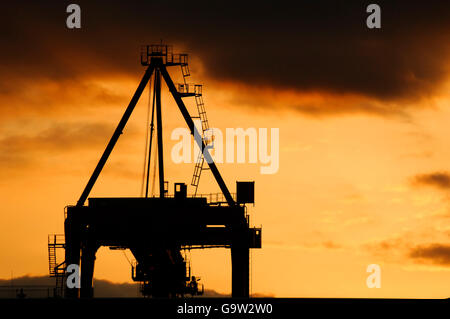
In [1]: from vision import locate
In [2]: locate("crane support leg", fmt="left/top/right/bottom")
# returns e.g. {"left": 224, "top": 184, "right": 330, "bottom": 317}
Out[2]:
{"left": 64, "top": 216, "right": 81, "bottom": 299}
{"left": 80, "top": 240, "right": 97, "bottom": 299}
{"left": 231, "top": 241, "right": 250, "bottom": 298}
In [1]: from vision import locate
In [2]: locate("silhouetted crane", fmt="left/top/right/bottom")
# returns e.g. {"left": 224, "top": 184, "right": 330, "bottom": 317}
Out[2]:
{"left": 49, "top": 44, "right": 261, "bottom": 299}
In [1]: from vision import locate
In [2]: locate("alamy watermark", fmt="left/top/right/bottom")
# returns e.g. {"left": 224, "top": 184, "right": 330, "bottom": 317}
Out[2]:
{"left": 66, "top": 264, "right": 80, "bottom": 288}
{"left": 366, "top": 4, "right": 381, "bottom": 29}
{"left": 66, "top": 4, "right": 81, "bottom": 29}
{"left": 366, "top": 264, "right": 381, "bottom": 288}
{"left": 171, "top": 120, "right": 279, "bottom": 174}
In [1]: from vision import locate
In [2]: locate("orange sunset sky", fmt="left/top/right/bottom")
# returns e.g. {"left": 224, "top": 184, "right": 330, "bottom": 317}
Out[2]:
{"left": 1, "top": 1, "right": 450, "bottom": 298}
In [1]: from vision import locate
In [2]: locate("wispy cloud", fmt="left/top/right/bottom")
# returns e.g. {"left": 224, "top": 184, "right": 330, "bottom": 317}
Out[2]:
{"left": 0, "top": 78, "right": 131, "bottom": 121}
{"left": 409, "top": 244, "right": 450, "bottom": 266}
{"left": 366, "top": 232, "right": 450, "bottom": 268}
{"left": 0, "top": 121, "right": 138, "bottom": 172}
{"left": 412, "top": 172, "right": 450, "bottom": 190}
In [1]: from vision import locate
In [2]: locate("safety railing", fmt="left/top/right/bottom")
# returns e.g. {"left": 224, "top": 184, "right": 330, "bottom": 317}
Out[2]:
{"left": 177, "top": 83, "right": 202, "bottom": 96}
{"left": 194, "top": 192, "right": 236, "bottom": 204}
{"left": 161, "top": 192, "right": 236, "bottom": 204}
{"left": 170, "top": 53, "right": 188, "bottom": 65}
{"left": 48, "top": 234, "right": 65, "bottom": 247}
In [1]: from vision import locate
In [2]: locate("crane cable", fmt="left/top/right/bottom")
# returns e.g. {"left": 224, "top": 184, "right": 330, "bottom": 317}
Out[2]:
{"left": 151, "top": 136, "right": 157, "bottom": 197}
{"left": 122, "top": 250, "right": 133, "bottom": 267}
{"left": 140, "top": 75, "right": 153, "bottom": 197}
{"left": 145, "top": 74, "right": 157, "bottom": 197}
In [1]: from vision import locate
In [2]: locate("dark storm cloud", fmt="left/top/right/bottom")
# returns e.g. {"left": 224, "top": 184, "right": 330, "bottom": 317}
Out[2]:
{"left": 1, "top": 1, "right": 450, "bottom": 114}
{"left": 409, "top": 244, "right": 450, "bottom": 266}
{"left": 412, "top": 172, "right": 450, "bottom": 190}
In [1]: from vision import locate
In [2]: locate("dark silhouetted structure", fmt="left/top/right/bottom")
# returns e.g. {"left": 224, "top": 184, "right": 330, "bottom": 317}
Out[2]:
{"left": 49, "top": 45, "right": 261, "bottom": 299}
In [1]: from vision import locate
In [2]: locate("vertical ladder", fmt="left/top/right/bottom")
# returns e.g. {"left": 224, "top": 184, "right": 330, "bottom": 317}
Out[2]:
{"left": 177, "top": 61, "right": 212, "bottom": 196}
{"left": 191, "top": 152, "right": 205, "bottom": 192}
{"left": 48, "top": 234, "right": 66, "bottom": 297}
{"left": 55, "top": 272, "right": 65, "bottom": 297}
{"left": 181, "top": 55, "right": 190, "bottom": 79}
{"left": 195, "top": 94, "right": 209, "bottom": 132}
{"left": 190, "top": 90, "right": 212, "bottom": 196}
{"left": 48, "top": 242, "right": 56, "bottom": 276}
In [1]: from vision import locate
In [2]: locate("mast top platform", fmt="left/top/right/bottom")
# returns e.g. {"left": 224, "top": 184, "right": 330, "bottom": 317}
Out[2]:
{"left": 141, "top": 44, "right": 188, "bottom": 67}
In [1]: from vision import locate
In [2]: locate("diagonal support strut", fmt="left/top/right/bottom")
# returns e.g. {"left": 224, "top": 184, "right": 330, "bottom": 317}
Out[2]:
{"left": 77, "top": 63, "right": 156, "bottom": 207}
{"left": 158, "top": 62, "right": 236, "bottom": 206}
